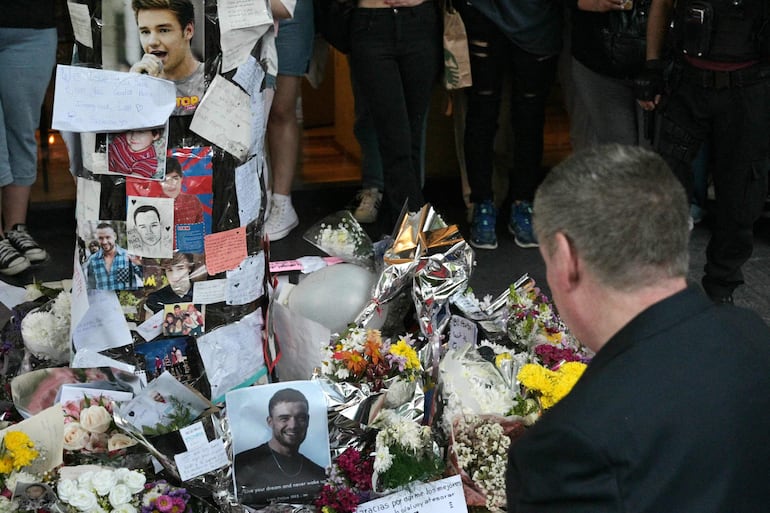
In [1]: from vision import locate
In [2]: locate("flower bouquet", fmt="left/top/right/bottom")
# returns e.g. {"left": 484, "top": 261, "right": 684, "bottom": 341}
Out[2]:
{"left": 315, "top": 448, "right": 374, "bottom": 513}
{"left": 303, "top": 211, "right": 374, "bottom": 269}
{"left": 316, "top": 328, "right": 425, "bottom": 457}
{"left": 62, "top": 394, "right": 138, "bottom": 463}
{"left": 370, "top": 409, "right": 443, "bottom": 493}
{"left": 140, "top": 480, "right": 192, "bottom": 513}
{"left": 516, "top": 360, "right": 587, "bottom": 410}
{"left": 57, "top": 467, "right": 147, "bottom": 512}
{"left": 20, "top": 289, "right": 72, "bottom": 367}
{"left": 506, "top": 279, "right": 577, "bottom": 351}
{"left": 0, "top": 431, "right": 40, "bottom": 498}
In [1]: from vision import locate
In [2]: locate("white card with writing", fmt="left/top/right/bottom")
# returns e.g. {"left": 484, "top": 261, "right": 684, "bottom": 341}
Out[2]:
{"left": 180, "top": 422, "right": 209, "bottom": 451}
{"left": 225, "top": 252, "right": 265, "bottom": 305}
{"left": 356, "top": 475, "right": 466, "bottom": 513}
{"left": 67, "top": 2, "right": 93, "bottom": 48}
{"left": 135, "top": 309, "right": 164, "bottom": 342}
{"left": 190, "top": 75, "right": 251, "bottom": 160}
{"left": 174, "top": 439, "right": 229, "bottom": 481}
{"left": 192, "top": 279, "right": 227, "bottom": 305}
{"left": 448, "top": 315, "right": 477, "bottom": 350}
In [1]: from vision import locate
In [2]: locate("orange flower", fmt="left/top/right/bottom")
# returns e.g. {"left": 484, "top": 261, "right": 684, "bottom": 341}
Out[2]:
{"left": 364, "top": 338, "right": 382, "bottom": 366}
{"left": 334, "top": 351, "right": 367, "bottom": 376}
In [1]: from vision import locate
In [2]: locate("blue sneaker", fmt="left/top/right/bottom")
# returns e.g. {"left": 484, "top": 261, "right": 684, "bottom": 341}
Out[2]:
{"left": 509, "top": 201, "right": 538, "bottom": 248}
{"left": 470, "top": 200, "right": 497, "bottom": 250}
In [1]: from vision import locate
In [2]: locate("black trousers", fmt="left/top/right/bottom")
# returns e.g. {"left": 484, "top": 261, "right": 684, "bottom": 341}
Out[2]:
{"left": 656, "top": 63, "right": 770, "bottom": 298}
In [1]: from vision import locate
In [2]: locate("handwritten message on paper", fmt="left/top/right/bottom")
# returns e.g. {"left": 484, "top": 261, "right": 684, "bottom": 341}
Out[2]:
{"left": 175, "top": 439, "right": 230, "bottom": 481}
{"left": 52, "top": 65, "right": 175, "bottom": 132}
{"left": 76, "top": 178, "right": 101, "bottom": 224}
{"left": 356, "top": 475, "right": 467, "bottom": 513}
{"left": 180, "top": 422, "right": 209, "bottom": 451}
{"left": 190, "top": 75, "right": 252, "bottom": 160}
{"left": 67, "top": 2, "right": 93, "bottom": 48}
{"left": 235, "top": 157, "right": 263, "bottom": 226}
{"left": 449, "top": 315, "right": 477, "bottom": 350}
{"left": 218, "top": 0, "right": 271, "bottom": 32}
{"left": 226, "top": 252, "right": 265, "bottom": 305}
{"left": 72, "top": 290, "right": 132, "bottom": 352}
{"left": 192, "top": 279, "right": 227, "bottom": 305}
{"left": 204, "top": 228, "right": 247, "bottom": 275}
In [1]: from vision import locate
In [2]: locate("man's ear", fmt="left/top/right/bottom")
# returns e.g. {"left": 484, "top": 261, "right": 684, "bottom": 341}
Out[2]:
{"left": 184, "top": 23, "right": 194, "bottom": 42}
{"left": 551, "top": 232, "right": 582, "bottom": 291}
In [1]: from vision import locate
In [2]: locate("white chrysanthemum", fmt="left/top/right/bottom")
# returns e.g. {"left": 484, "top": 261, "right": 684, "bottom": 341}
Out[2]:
{"left": 51, "top": 290, "right": 72, "bottom": 320}
{"left": 0, "top": 496, "right": 18, "bottom": 513}
{"left": 20, "top": 309, "right": 70, "bottom": 363}
{"left": 373, "top": 445, "right": 393, "bottom": 473}
{"left": 5, "top": 470, "right": 36, "bottom": 493}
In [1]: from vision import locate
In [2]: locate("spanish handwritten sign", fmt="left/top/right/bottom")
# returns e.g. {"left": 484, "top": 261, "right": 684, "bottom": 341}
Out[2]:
{"left": 356, "top": 475, "right": 467, "bottom": 513}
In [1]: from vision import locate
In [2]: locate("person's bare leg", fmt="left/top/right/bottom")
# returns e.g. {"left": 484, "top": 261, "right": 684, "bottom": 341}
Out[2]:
{"left": 2, "top": 184, "right": 31, "bottom": 234}
{"left": 264, "top": 74, "right": 301, "bottom": 240}
{"left": 267, "top": 74, "right": 301, "bottom": 196}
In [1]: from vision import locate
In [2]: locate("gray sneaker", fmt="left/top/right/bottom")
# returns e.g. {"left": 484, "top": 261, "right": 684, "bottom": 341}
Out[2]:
{"left": 0, "top": 238, "right": 30, "bottom": 275}
{"left": 7, "top": 224, "right": 47, "bottom": 263}
{"left": 353, "top": 188, "right": 383, "bottom": 224}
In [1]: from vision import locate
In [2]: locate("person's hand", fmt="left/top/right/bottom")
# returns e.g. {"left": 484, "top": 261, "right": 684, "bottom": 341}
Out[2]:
{"left": 383, "top": 0, "right": 425, "bottom": 7}
{"left": 129, "top": 53, "right": 164, "bottom": 77}
{"left": 635, "top": 59, "right": 665, "bottom": 111}
{"left": 577, "top": 0, "right": 627, "bottom": 12}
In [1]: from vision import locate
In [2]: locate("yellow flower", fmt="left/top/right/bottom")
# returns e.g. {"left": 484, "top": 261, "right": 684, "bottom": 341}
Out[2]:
{"left": 0, "top": 456, "right": 12, "bottom": 474}
{"left": 3, "top": 432, "right": 32, "bottom": 452}
{"left": 389, "top": 339, "right": 420, "bottom": 372}
{"left": 1, "top": 431, "right": 38, "bottom": 470}
{"left": 495, "top": 352, "right": 512, "bottom": 368}
{"left": 517, "top": 362, "right": 587, "bottom": 409}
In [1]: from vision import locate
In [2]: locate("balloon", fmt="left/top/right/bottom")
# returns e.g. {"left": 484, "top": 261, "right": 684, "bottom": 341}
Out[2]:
{"left": 287, "top": 263, "right": 384, "bottom": 334}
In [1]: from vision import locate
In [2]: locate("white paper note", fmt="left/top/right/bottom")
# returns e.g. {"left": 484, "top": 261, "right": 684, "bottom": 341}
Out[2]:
{"left": 174, "top": 439, "right": 229, "bottom": 481}
{"left": 70, "top": 247, "right": 90, "bottom": 341}
{"left": 72, "top": 290, "right": 132, "bottom": 352}
{"left": 192, "top": 279, "right": 227, "bottom": 305}
{"left": 235, "top": 157, "right": 263, "bottom": 227}
{"left": 218, "top": 0, "right": 272, "bottom": 72}
{"left": 189, "top": 75, "right": 251, "bottom": 160}
{"left": 76, "top": 178, "right": 101, "bottom": 225}
{"left": 355, "top": 475, "right": 466, "bottom": 513}
{"left": 52, "top": 65, "right": 176, "bottom": 132}
{"left": 225, "top": 252, "right": 265, "bottom": 305}
{"left": 196, "top": 309, "right": 265, "bottom": 403}
{"left": 0, "top": 281, "right": 28, "bottom": 310}
{"left": 180, "top": 422, "right": 209, "bottom": 451}
{"left": 67, "top": 2, "right": 93, "bottom": 48}
{"left": 448, "top": 315, "right": 477, "bottom": 350}
{"left": 71, "top": 348, "right": 136, "bottom": 373}
{"left": 135, "top": 309, "right": 165, "bottom": 341}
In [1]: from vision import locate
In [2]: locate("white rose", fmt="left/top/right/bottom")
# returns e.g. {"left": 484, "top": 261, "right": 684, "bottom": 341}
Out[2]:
{"left": 63, "top": 423, "right": 90, "bottom": 451}
{"left": 112, "top": 504, "right": 138, "bottom": 513}
{"left": 67, "top": 489, "right": 98, "bottom": 511}
{"left": 90, "top": 469, "right": 118, "bottom": 496}
{"left": 109, "top": 484, "right": 132, "bottom": 507}
{"left": 58, "top": 479, "right": 79, "bottom": 502}
{"left": 108, "top": 433, "right": 137, "bottom": 452}
{"left": 77, "top": 471, "right": 94, "bottom": 490}
{"left": 119, "top": 470, "right": 146, "bottom": 494}
{"left": 79, "top": 405, "right": 113, "bottom": 434}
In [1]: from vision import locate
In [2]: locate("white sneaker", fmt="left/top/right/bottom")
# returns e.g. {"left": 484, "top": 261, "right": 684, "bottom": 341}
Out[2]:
{"left": 353, "top": 188, "right": 383, "bottom": 224}
{"left": 265, "top": 194, "right": 299, "bottom": 241}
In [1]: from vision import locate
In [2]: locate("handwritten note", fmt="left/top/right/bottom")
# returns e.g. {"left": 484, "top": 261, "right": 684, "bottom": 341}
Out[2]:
{"left": 52, "top": 65, "right": 176, "bottom": 132}
{"left": 235, "top": 157, "right": 263, "bottom": 226}
{"left": 190, "top": 75, "right": 251, "bottom": 160}
{"left": 67, "top": 2, "right": 93, "bottom": 48}
{"left": 192, "top": 279, "right": 227, "bottom": 305}
{"left": 70, "top": 248, "right": 90, "bottom": 340}
{"left": 204, "top": 228, "right": 247, "bottom": 275}
{"left": 197, "top": 309, "right": 265, "bottom": 403}
{"left": 180, "top": 422, "right": 209, "bottom": 451}
{"left": 135, "top": 309, "right": 164, "bottom": 341}
{"left": 226, "top": 252, "right": 265, "bottom": 305}
{"left": 449, "top": 315, "right": 477, "bottom": 350}
{"left": 76, "top": 178, "right": 101, "bottom": 224}
{"left": 356, "top": 475, "right": 466, "bottom": 513}
{"left": 217, "top": 0, "right": 272, "bottom": 72}
{"left": 174, "top": 438, "right": 229, "bottom": 481}
{"left": 72, "top": 290, "right": 132, "bottom": 352}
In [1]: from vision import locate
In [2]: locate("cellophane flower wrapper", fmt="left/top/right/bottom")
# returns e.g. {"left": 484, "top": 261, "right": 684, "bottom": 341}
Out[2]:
{"left": 446, "top": 414, "right": 528, "bottom": 512}
{"left": 315, "top": 327, "right": 426, "bottom": 458}
{"left": 302, "top": 210, "right": 375, "bottom": 269}
{"left": 354, "top": 204, "right": 447, "bottom": 328}
{"left": 112, "top": 379, "right": 245, "bottom": 512}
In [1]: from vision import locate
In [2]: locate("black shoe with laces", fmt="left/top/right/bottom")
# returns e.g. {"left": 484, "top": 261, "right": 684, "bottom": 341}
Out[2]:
{"left": 6, "top": 224, "right": 47, "bottom": 263}
{"left": 0, "top": 237, "right": 30, "bottom": 275}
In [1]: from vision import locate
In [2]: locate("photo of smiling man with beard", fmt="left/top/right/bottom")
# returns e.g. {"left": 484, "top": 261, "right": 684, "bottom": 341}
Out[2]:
{"left": 233, "top": 387, "right": 328, "bottom": 506}
{"left": 129, "top": 0, "right": 204, "bottom": 116}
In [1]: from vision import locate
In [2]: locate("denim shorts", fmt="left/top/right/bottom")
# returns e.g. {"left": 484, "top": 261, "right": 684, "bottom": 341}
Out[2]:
{"left": 0, "top": 27, "right": 57, "bottom": 186}
{"left": 276, "top": 0, "right": 315, "bottom": 76}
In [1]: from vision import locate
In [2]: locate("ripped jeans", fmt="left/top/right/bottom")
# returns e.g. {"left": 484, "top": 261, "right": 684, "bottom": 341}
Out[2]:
{"left": 457, "top": 2, "right": 558, "bottom": 204}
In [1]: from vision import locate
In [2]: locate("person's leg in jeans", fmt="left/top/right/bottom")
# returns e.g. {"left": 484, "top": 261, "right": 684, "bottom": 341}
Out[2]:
{"left": 350, "top": 4, "right": 440, "bottom": 223}
{"left": 457, "top": 1, "right": 508, "bottom": 249}
{"left": 0, "top": 27, "right": 57, "bottom": 274}
{"left": 507, "top": 44, "right": 558, "bottom": 248}
{"left": 265, "top": 0, "right": 314, "bottom": 241}
{"left": 349, "top": 63, "right": 384, "bottom": 223}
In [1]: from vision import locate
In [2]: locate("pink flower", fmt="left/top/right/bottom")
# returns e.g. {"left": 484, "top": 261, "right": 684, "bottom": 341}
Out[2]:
{"left": 155, "top": 495, "right": 173, "bottom": 513}
{"left": 62, "top": 400, "right": 81, "bottom": 422}
{"left": 171, "top": 496, "right": 186, "bottom": 512}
